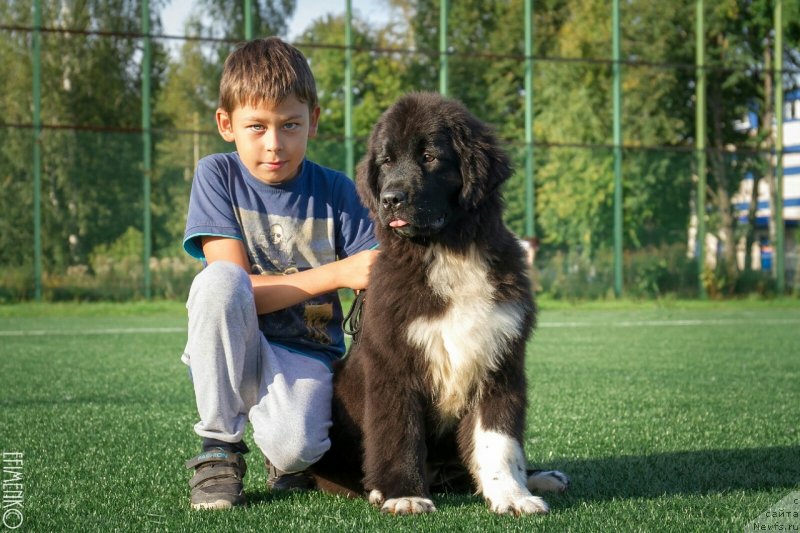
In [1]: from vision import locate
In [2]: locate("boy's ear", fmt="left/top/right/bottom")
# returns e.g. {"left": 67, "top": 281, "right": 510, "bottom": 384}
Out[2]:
{"left": 215, "top": 108, "right": 235, "bottom": 142}
{"left": 308, "top": 106, "right": 321, "bottom": 138}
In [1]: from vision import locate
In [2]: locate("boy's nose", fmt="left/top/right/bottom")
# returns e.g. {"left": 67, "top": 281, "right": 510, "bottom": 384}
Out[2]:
{"left": 263, "top": 130, "right": 283, "bottom": 152}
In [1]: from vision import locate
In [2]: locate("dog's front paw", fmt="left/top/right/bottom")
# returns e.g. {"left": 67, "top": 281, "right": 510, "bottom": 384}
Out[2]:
{"left": 368, "top": 489, "right": 385, "bottom": 506}
{"left": 488, "top": 495, "right": 549, "bottom": 516}
{"left": 380, "top": 496, "right": 437, "bottom": 515}
{"left": 526, "top": 470, "right": 570, "bottom": 493}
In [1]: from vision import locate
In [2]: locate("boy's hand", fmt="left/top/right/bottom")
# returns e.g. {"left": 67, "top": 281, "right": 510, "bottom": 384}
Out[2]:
{"left": 335, "top": 250, "right": 379, "bottom": 291}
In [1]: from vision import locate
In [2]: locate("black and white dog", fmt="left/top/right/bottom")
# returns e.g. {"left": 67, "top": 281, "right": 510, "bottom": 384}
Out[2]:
{"left": 311, "top": 92, "right": 569, "bottom": 515}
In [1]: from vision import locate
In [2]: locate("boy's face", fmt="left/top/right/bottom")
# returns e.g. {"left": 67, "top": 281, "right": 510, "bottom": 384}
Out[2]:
{"left": 216, "top": 95, "right": 320, "bottom": 185}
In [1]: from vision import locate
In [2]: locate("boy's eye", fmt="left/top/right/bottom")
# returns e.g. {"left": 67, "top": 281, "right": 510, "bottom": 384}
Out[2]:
{"left": 248, "top": 124, "right": 264, "bottom": 132}
{"left": 283, "top": 122, "right": 299, "bottom": 131}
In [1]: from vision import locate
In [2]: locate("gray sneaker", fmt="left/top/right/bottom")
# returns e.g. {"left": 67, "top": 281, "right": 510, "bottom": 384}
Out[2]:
{"left": 266, "top": 460, "right": 315, "bottom": 491}
{"left": 185, "top": 448, "right": 247, "bottom": 510}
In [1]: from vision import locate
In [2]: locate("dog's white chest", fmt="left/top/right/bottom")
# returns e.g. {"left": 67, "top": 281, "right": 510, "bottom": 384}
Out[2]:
{"left": 405, "top": 246, "right": 525, "bottom": 419}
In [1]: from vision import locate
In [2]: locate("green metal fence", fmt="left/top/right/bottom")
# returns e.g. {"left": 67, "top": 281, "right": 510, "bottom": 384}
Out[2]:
{"left": 1, "top": 0, "right": 795, "bottom": 302}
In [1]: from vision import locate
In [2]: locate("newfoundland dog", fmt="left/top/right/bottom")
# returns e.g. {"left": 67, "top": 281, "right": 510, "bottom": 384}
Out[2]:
{"left": 311, "top": 92, "right": 569, "bottom": 515}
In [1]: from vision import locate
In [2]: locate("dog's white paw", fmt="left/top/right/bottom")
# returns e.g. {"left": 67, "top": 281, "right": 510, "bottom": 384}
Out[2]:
{"left": 488, "top": 495, "right": 549, "bottom": 516}
{"left": 526, "top": 470, "right": 570, "bottom": 493}
{"left": 380, "top": 496, "right": 437, "bottom": 515}
{"left": 368, "top": 489, "right": 385, "bottom": 506}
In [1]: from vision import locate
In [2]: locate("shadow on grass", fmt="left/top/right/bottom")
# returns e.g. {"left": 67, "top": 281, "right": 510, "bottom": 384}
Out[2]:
{"left": 246, "top": 487, "right": 487, "bottom": 514}
{"left": 246, "top": 489, "right": 313, "bottom": 507}
{"left": 541, "top": 445, "right": 800, "bottom": 503}
{"left": 239, "top": 446, "right": 799, "bottom": 512}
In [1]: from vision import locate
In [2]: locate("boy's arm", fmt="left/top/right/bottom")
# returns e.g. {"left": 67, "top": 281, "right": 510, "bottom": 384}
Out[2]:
{"left": 202, "top": 236, "right": 377, "bottom": 315}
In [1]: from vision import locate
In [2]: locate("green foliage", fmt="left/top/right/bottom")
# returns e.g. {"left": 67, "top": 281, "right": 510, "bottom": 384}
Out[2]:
{"left": 0, "top": 266, "right": 34, "bottom": 302}
{"left": 297, "top": 13, "right": 411, "bottom": 173}
{"left": 537, "top": 243, "right": 698, "bottom": 300}
{"left": 2, "top": 0, "right": 798, "bottom": 299}
{"left": 0, "top": 1, "right": 167, "bottom": 269}
{"left": 0, "top": 228, "right": 200, "bottom": 303}
{"left": 88, "top": 225, "right": 143, "bottom": 264}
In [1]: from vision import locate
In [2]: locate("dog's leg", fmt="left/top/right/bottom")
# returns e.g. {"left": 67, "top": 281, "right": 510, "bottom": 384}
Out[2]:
{"left": 469, "top": 416, "right": 550, "bottom": 515}
{"left": 362, "top": 384, "right": 436, "bottom": 515}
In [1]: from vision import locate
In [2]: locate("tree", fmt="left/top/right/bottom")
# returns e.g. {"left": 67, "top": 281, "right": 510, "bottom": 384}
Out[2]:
{"left": 296, "top": 12, "right": 409, "bottom": 172}
{"left": 194, "top": 0, "right": 295, "bottom": 66}
{"left": 0, "top": 0, "right": 170, "bottom": 271}
{"left": 152, "top": 17, "right": 223, "bottom": 257}
{"left": 701, "top": 0, "right": 800, "bottom": 287}
{"left": 519, "top": 0, "right": 695, "bottom": 253}
{"left": 396, "top": 0, "right": 697, "bottom": 252}
{"left": 0, "top": 2, "right": 37, "bottom": 269}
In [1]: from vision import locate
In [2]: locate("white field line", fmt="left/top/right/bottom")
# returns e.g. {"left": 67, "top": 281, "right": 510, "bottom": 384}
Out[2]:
{"left": 540, "top": 317, "right": 800, "bottom": 328}
{"left": 1, "top": 317, "right": 799, "bottom": 337}
{"left": 0, "top": 327, "right": 185, "bottom": 337}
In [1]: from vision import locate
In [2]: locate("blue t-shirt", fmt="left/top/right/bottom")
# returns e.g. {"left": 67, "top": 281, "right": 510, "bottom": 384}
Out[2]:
{"left": 184, "top": 152, "right": 377, "bottom": 365}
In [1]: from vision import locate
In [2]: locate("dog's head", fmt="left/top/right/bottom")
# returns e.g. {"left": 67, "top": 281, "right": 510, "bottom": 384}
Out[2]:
{"left": 356, "top": 92, "right": 511, "bottom": 240}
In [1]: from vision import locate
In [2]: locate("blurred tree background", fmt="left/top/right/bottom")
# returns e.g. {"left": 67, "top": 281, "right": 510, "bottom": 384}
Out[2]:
{"left": 1, "top": 0, "right": 799, "bottom": 300}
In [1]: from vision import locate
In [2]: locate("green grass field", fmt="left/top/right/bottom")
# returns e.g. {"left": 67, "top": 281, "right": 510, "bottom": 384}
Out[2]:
{"left": 1, "top": 299, "right": 798, "bottom": 532}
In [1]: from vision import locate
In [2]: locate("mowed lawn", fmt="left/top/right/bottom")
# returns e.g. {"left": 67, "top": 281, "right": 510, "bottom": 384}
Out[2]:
{"left": 0, "top": 299, "right": 798, "bottom": 532}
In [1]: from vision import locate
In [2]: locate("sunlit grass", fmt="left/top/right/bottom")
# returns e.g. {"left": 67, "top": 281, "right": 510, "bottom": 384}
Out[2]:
{"left": 0, "top": 301, "right": 798, "bottom": 531}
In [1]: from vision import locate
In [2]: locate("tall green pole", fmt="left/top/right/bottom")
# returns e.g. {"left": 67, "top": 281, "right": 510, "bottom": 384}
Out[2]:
{"left": 774, "top": 0, "right": 785, "bottom": 293}
{"left": 524, "top": 0, "right": 535, "bottom": 238}
{"left": 612, "top": 0, "right": 623, "bottom": 298}
{"left": 695, "top": 0, "right": 707, "bottom": 299}
{"left": 33, "top": 0, "right": 42, "bottom": 301}
{"left": 244, "top": 0, "right": 254, "bottom": 40}
{"left": 344, "top": 0, "right": 354, "bottom": 179}
{"left": 439, "top": 0, "right": 449, "bottom": 95}
{"left": 141, "top": 0, "right": 152, "bottom": 298}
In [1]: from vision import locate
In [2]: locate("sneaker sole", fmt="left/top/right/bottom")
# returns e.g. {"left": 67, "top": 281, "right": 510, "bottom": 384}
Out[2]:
{"left": 190, "top": 498, "right": 243, "bottom": 510}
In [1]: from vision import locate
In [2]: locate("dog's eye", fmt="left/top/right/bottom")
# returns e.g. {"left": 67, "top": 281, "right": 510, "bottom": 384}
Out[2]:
{"left": 378, "top": 156, "right": 392, "bottom": 166}
{"left": 422, "top": 153, "right": 436, "bottom": 163}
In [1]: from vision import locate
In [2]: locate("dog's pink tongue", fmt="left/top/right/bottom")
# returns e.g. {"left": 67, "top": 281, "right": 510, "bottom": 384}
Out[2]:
{"left": 389, "top": 219, "right": 409, "bottom": 228}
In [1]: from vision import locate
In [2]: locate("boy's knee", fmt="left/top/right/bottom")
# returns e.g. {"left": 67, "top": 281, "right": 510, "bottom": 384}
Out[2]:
{"left": 253, "top": 421, "right": 330, "bottom": 473}
{"left": 188, "top": 261, "right": 252, "bottom": 312}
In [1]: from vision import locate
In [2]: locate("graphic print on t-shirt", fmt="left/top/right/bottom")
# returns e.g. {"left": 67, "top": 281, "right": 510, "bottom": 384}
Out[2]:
{"left": 237, "top": 207, "right": 337, "bottom": 345}
{"left": 251, "top": 222, "right": 298, "bottom": 274}
{"left": 304, "top": 303, "right": 334, "bottom": 345}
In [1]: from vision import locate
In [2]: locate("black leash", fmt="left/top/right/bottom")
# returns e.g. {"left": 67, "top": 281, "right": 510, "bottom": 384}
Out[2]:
{"left": 343, "top": 290, "right": 367, "bottom": 346}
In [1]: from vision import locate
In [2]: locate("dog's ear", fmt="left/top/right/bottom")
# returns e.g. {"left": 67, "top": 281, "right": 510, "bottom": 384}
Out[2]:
{"left": 452, "top": 114, "right": 512, "bottom": 211}
{"left": 355, "top": 127, "right": 382, "bottom": 214}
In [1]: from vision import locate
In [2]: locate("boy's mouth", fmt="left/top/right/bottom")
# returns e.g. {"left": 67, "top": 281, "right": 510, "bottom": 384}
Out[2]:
{"left": 262, "top": 160, "right": 287, "bottom": 171}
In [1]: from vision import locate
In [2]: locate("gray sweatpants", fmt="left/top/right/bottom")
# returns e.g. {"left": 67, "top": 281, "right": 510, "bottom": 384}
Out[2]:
{"left": 181, "top": 261, "right": 333, "bottom": 473}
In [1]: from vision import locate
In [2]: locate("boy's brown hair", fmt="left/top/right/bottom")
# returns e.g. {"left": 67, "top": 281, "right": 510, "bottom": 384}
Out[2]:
{"left": 218, "top": 37, "right": 318, "bottom": 113}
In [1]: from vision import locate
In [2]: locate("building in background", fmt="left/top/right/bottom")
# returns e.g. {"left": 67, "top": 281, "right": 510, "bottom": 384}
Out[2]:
{"left": 689, "top": 90, "right": 799, "bottom": 282}
{"left": 732, "top": 89, "right": 799, "bottom": 274}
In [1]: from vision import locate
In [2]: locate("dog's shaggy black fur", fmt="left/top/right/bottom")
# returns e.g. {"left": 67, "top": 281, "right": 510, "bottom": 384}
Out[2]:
{"left": 311, "top": 92, "right": 568, "bottom": 515}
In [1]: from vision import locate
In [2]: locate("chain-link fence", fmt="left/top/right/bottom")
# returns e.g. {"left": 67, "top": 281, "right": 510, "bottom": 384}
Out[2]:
{"left": 1, "top": 0, "right": 797, "bottom": 302}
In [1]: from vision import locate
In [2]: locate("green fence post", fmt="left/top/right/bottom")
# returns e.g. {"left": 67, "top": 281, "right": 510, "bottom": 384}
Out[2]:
{"left": 344, "top": 0, "right": 354, "bottom": 179}
{"left": 695, "top": 0, "right": 707, "bottom": 299}
{"left": 244, "top": 0, "right": 253, "bottom": 40}
{"left": 774, "top": 0, "right": 785, "bottom": 293}
{"left": 32, "top": 0, "right": 43, "bottom": 301}
{"left": 142, "top": 0, "right": 152, "bottom": 299}
{"left": 439, "top": 0, "right": 449, "bottom": 96}
{"left": 612, "top": 0, "right": 623, "bottom": 298}
{"left": 524, "top": 0, "right": 535, "bottom": 239}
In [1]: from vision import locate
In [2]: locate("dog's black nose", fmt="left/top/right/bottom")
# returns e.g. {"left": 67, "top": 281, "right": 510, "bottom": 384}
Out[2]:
{"left": 380, "top": 190, "right": 406, "bottom": 210}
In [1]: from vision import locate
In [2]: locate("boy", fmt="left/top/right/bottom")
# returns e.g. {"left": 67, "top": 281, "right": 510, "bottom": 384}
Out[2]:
{"left": 181, "top": 37, "right": 378, "bottom": 510}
